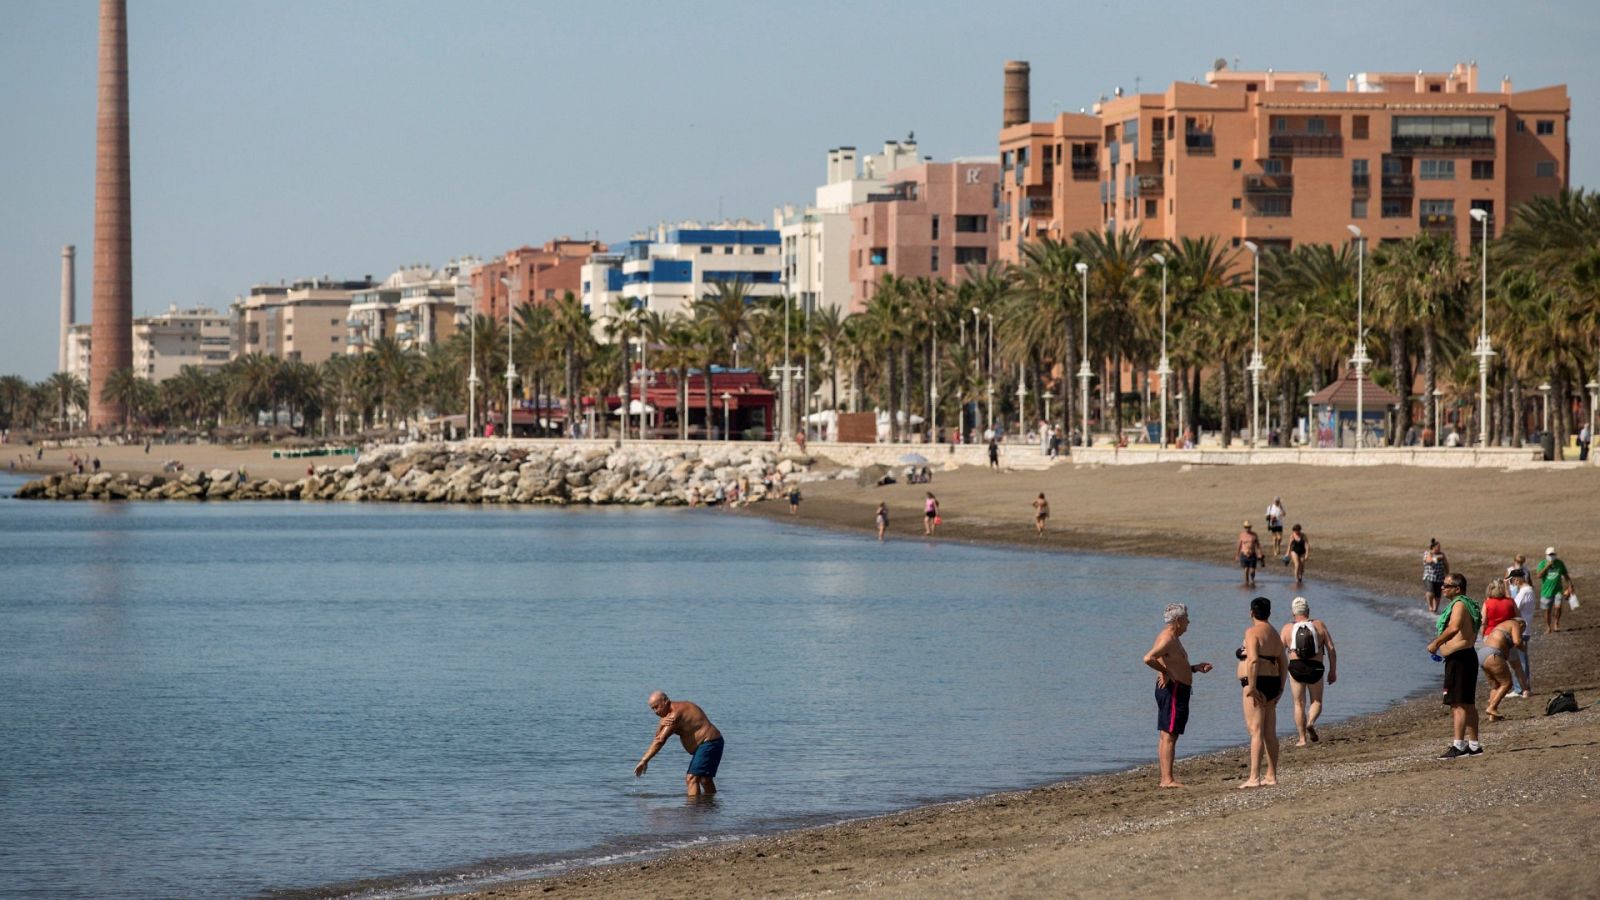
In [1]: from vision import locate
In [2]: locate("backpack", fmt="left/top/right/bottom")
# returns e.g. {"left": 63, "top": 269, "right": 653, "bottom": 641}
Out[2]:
{"left": 1293, "top": 621, "right": 1318, "bottom": 659}
{"left": 1545, "top": 691, "right": 1579, "bottom": 716}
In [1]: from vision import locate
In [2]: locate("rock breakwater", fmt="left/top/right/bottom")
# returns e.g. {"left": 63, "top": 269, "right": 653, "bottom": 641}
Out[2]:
{"left": 14, "top": 443, "right": 845, "bottom": 506}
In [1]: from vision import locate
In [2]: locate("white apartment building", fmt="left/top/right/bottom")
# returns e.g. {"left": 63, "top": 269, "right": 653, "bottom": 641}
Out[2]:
{"left": 775, "top": 139, "right": 924, "bottom": 314}
{"left": 65, "top": 322, "right": 92, "bottom": 384}
{"left": 347, "top": 261, "right": 474, "bottom": 355}
{"left": 132, "top": 305, "right": 231, "bottom": 381}
{"left": 581, "top": 220, "right": 783, "bottom": 326}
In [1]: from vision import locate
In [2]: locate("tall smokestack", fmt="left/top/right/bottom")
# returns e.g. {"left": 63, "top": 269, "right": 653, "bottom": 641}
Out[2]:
{"left": 91, "top": 0, "right": 133, "bottom": 429}
{"left": 60, "top": 245, "right": 76, "bottom": 373}
{"left": 1003, "top": 60, "right": 1031, "bottom": 128}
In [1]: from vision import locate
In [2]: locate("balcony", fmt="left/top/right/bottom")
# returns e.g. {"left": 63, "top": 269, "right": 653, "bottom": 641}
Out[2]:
{"left": 1268, "top": 132, "right": 1344, "bottom": 157}
{"left": 1420, "top": 213, "right": 1456, "bottom": 233}
{"left": 1381, "top": 174, "right": 1414, "bottom": 196}
{"left": 1246, "top": 205, "right": 1293, "bottom": 218}
{"left": 1391, "top": 135, "right": 1496, "bottom": 156}
{"left": 1184, "top": 132, "right": 1215, "bottom": 154}
{"left": 1136, "top": 173, "right": 1164, "bottom": 195}
{"left": 1021, "top": 195, "right": 1053, "bottom": 218}
{"left": 1243, "top": 173, "right": 1294, "bottom": 195}
{"left": 1070, "top": 159, "right": 1098, "bottom": 180}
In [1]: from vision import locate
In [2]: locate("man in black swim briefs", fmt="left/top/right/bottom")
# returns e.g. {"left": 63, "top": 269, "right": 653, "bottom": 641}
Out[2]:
{"left": 1238, "top": 596, "right": 1288, "bottom": 788}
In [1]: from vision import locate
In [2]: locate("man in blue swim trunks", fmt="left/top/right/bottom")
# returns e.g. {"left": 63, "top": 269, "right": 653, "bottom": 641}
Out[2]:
{"left": 635, "top": 691, "right": 725, "bottom": 796}
{"left": 1143, "top": 603, "right": 1214, "bottom": 788}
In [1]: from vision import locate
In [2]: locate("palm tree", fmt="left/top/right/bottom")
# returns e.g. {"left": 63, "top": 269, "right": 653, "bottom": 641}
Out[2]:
{"left": 100, "top": 367, "right": 146, "bottom": 431}
{"left": 1164, "top": 236, "right": 1238, "bottom": 440}
{"left": 862, "top": 275, "right": 911, "bottom": 441}
{"left": 1, "top": 374, "right": 32, "bottom": 430}
{"left": 548, "top": 292, "right": 594, "bottom": 437}
{"left": 694, "top": 279, "right": 757, "bottom": 366}
{"left": 1012, "top": 237, "right": 1090, "bottom": 437}
{"left": 1373, "top": 233, "right": 1466, "bottom": 444}
{"left": 1076, "top": 227, "right": 1151, "bottom": 438}
{"left": 44, "top": 371, "right": 86, "bottom": 431}
{"left": 809, "top": 305, "right": 847, "bottom": 415}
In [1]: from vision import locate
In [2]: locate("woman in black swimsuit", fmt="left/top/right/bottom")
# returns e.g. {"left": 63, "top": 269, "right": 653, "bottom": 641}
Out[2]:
{"left": 1287, "top": 524, "right": 1309, "bottom": 584}
{"left": 1238, "top": 596, "right": 1287, "bottom": 789}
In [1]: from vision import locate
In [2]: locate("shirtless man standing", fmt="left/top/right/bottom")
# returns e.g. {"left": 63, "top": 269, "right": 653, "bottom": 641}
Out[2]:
{"left": 634, "top": 691, "right": 725, "bottom": 796}
{"left": 1142, "top": 603, "right": 1215, "bottom": 788}
{"left": 1239, "top": 596, "right": 1288, "bottom": 788}
{"left": 1280, "top": 596, "right": 1336, "bottom": 747}
{"left": 1237, "top": 522, "right": 1262, "bottom": 587}
{"left": 1426, "top": 574, "right": 1483, "bottom": 759}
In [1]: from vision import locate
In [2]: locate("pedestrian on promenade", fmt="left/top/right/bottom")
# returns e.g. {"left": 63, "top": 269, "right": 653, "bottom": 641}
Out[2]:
{"left": 1237, "top": 521, "right": 1261, "bottom": 587}
{"left": 1238, "top": 596, "right": 1287, "bottom": 787}
{"left": 635, "top": 691, "right": 724, "bottom": 797}
{"left": 1264, "top": 497, "right": 1286, "bottom": 556}
{"left": 1422, "top": 539, "right": 1449, "bottom": 614}
{"left": 1281, "top": 596, "right": 1335, "bottom": 747}
{"left": 1535, "top": 547, "right": 1574, "bottom": 633}
{"left": 1032, "top": 492, "right": 1049, "bottom": 536}
{"left": 1142, "top": 602, "right": 1213, "bottom": 788}
{"left": 1506, "top": 567, "right": 1537, "bottom": 697}
{"left": 1427, "top": 574, "right": 1483, "bottom": 759}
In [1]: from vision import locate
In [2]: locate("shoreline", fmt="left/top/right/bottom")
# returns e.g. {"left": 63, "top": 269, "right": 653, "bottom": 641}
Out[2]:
{"left": 446, "top": 462, "right": 1599, "bottom": 899}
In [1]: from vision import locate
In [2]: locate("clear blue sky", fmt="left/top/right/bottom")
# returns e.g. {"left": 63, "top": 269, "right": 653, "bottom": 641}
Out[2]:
{"left": 2, "top": 0, "right": 1595, "bottom": 380}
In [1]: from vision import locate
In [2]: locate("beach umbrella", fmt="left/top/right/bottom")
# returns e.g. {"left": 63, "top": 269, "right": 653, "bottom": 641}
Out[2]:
{"left": 899, "top": 452, "right": 929, "bottom": 465}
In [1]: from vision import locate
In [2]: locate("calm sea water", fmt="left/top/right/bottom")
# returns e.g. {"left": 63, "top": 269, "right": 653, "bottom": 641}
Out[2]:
{"left": 0, "top": 472, "right": 1435, "bottom": 899}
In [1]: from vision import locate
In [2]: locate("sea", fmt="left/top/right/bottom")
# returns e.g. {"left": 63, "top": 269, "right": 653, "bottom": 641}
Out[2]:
{"left": 0, "top": 471, "right": 1436, "bottom": 898}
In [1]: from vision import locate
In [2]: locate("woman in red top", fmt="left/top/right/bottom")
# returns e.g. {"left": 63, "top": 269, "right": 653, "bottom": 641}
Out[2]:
{"left": 1480, "top": 578, "right": 1516, "bottom": 638}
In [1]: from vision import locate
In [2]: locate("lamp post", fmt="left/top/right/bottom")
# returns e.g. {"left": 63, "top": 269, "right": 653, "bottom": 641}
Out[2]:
{"left": 1468, "top": 208, "right": 1495, "bottom": 448}
{"left": 721, "top": 391, "right": 732, "bottom": 441}
{"left": 971, "top": 306, "right": 981, "bottom": 439}
{"left": 1587, "top": 380, "right": 1599, "bottom": 461}
{"left": 467, "top": 300, "right": 479, "bottom": 438}
{"left": 1539, "top": 381, "right": 1552, "bottom": 434}
{"left": 930, "top": 330, "right": 939, "bottom": 444}
{"left": 1242, "top": 241, "right": 1264, "bottom": 447}
{"left": 1433, "top": 388, "right": 1444, "bottom": 446}
{"left": 499, "top": 276, "right": 517, "bottom": 439}
{"left": 1076, "top": 261, "right": 1091, "bottom": 447}
{"left": 782, "top": 291, "right": 792, "bottom": 444}
{"left": 1175, "top": 390, "right": 1186, "bottom": 446}
{"left": 1015, "top": 362, "right": 1027, "bottom": 438}
{"left": 1305, "top": 389, "right": 1316, "bottom": 447}
{"left": 1345, "top": 226, "right": 1369, "bottom": 450}
{"left": 1043, "top": 390, "right": 1053, "bottom": 426}
{"left": 1151, "top": 252, "right": 1170, "bottom": 448}
{"left": 986, "top": 312, "right": 995, "bottom": 435}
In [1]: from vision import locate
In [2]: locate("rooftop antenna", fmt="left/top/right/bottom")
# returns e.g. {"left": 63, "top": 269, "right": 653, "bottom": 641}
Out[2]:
{"left": 1213, "top": 58, "right": 1228, "bottom": 72}
{"left": 1234, "top": 57, "right": 1240, "bottom": 71}
{"left": 1134, "top": 75, "right": 1141, "bottom": 93}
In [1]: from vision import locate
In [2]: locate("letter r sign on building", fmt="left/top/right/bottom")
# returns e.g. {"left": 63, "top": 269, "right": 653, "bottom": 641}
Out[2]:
{"left": 966, "top": 168, "right": 981, "bottom": 184}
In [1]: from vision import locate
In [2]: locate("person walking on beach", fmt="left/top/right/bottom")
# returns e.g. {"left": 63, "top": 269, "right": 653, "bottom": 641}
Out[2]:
{"left": 1032, "top": 492, "right": 1050, "bottom": 536}
{"left": 1238, "top": 596, "right": 1287, "bottom": 787}
{"left": 1506, "top": 567, "right": 1537, "bottom": 697}
{"left": 1286, "top": 524, "right": 1309, "bottom": 584}
{"left": 1264, "top": 498, "right": 1286, "bottom": 556}
{"left": 787, "top": 485, "right": 801, "bottom": 515}
{"left": 923, "top": 492, "right": 940, "bottom": 536}
{"left": 988, "top": 439, "right": 1000, "bottom": 469}
{"left": 1427, "top": 574, "right": 1483, "bottom": 759}
{"left": 1480, "top": 613, "right": 1528, "bottom": 721}
{"left": 1536, "top": 547, "right": 1573, "bottom": 633}
{"left": 1237, "top": 522, "right": 1262, "bottom": 587}
{"left": 875, "top": 502, "right": 889, "bottom": 541}
{"left": 1422, "top": 539, "right": 1449, "bottom": 614}
{"left": 1142, "top": 602, "right": 1214, "bottom": 788}
{"left": 635, "top": 691, "right": 725, "bottom": 797}
{"left": 1281, "top": 597, "right": 1335, "bottom": 747}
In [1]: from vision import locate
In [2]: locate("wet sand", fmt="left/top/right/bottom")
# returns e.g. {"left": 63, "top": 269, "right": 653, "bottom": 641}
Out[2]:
{"left": 457, "top": 461, "right": 1600, "bottom": 899}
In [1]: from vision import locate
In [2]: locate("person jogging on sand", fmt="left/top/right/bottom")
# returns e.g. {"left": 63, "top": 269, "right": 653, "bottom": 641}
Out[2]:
{"left": 1143, "top": 603, "right": 1214, "bottom": 788}
{"left": 635, "top": 691, "right": 725, "bottom": 797}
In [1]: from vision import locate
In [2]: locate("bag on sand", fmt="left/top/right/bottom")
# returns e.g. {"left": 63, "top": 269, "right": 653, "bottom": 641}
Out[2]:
{"left": 1545, "top": 691, "right": 1579, "bottom": 716}
{"left": 1567, "top": 592, "right": 1580, "bottom": 610}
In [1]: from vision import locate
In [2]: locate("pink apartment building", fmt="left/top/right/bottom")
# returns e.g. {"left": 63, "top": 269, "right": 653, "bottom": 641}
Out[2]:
{"left": 848, "top": 161, "right": 1001, "bottom": 311}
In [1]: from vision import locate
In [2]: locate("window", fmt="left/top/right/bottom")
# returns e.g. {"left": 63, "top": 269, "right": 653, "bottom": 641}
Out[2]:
{"left": 1420, "top": 199, "right": 1455, "bottom": 217}
{"left": 1272, "top": 116, "right": 1287, "bottom": 133}
{"left": 1352, "top": 115, "right": 1369, "bottom": 140}
{"left": 700, "top": 246, "right": 713, "bottom": 254}
{"left": 752, "top": 247, "right": 766, "bottom": 254}
{"left": 723, "top": 246, "right": 734, "bottom": 254}
{"left": 1232, "top": 158, "right": 1242, "bottom": 170}
{"left": 1536, "top": 161, "right": 1557, "bottom": 178}
{"left": 1382, "top": 199, "right": 1405, "bottom": 218}
{"left": 544, "top": 289, "right": 556, "bottom": 300}
{"left": 954, "top": 247, "right": 988, "bottom": 265}
{"left": 930, "top": 247, "right": 940, "bottom": 272}
{"left": 1168, "top": 198, "right": 1174, "bottom": 215}
{"left": 331, "top": 318, "right": 340, "bottom": 326}
{"left": 1232, "top": 197, "right": 1242, "bottom": 209}
{"left": 1263, "top": 158, "right": 1285, "bottom": 174}
{"left": 931, "top": 215, "right": 940, "bottom": 239}
{"left": 1352, "top": 199, "right": 1368, "bottom": 218}
{"left": 1419, "top": 159, "right": 1455, "bottom": 180}
{"left": 1232, "top": 237, "right": 1242, "bottom": 247}
{"left": 953, "top": 215, "right": 988, "bottom": 233}
{"left": 1145, "top": 199, "right": 1157, "bottom": 217}
{"left": 1536, "top": 119, "right": 1555, "bottom": 135}
{"left": 1516, "top": 119, "right": 1527, "bottom": 133}
{"left": 1471, "top": 160, "right": 1494, "bottom": 180}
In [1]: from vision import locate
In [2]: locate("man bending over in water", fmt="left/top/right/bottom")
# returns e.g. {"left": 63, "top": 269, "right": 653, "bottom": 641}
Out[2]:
{"left": 635, "top": 691, "right": 725, "bottom": 796}
{"left": 1143, "top": 602, "right": 1214, "bottom": 788}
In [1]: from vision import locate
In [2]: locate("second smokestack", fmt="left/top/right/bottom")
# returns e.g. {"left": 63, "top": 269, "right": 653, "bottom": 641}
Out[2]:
{"left": 1003, "top": 60, "right": 1031, "bottom": 127}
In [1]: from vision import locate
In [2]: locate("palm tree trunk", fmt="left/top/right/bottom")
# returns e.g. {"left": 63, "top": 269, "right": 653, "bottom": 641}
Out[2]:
{"left": 886, "top": 351, "right": 900, "bottom": 442}
{"left": 1422, "top": 321, "right": 1438, "bottom": 447}
{"left": 1509, "top": 369, "right": 1524, "bottom": 447}
{"left": 704, "top": 367, "right": 714, "bottom": 440}
{"left": 1389, "top": 325, "right": 1410, "bottom": 447}
{"left": 678, "top": 368, "right": 688, "bottom": 439}
{"left": 899, "top": 345, "right": 912, "bottom": 441}
{"left": 1219, "top": 355, "right": 1232, "bottom": 448}
{"left": 1062, "top": 298, "right": 1076, "bottom": 442}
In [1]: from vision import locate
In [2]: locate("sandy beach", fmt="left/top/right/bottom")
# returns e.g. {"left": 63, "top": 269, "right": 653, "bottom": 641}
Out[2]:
{"left": 450, "top": 460, "right": 1600, "bottom": 899}
{"left": 7, "top": 448, "right": 1598, "bottom": 897}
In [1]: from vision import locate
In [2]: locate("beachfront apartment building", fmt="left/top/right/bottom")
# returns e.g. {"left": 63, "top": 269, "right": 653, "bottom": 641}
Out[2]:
{"left": 997, "top": 60, "right": 1571, "bottom": 262}
{"left": 470, "top": 239, "right": 606, "bottom": 323}
{"left": 346, "top": 263, "right": 472, "bottom": 355}
{"left": 775, "top": 140, "right": 925, "bottom": 315}
{"left": 64, "top": 322, "right": 92, "bottom": 384}
{"left": 581, "top": 221, "right": 784, "bottom": 323}
{"left": 229, "top": 277, "right": 376, "bottom": 366}
{"left": 849, "top": 159, "right": 1001, "bottom": 311}
{"left": 132, "top": 305, "right": 231, "bottom": 381}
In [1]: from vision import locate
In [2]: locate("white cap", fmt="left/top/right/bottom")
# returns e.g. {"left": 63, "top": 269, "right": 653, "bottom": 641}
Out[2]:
{"left": 1506, "top": 566, "right": 1521, "bottom": 578}
{"left": 1546, "top": 547, "right": 1557, "bottom": 556}
{"left": 1291, "top": 596, "right": 1310, "bottom": 616}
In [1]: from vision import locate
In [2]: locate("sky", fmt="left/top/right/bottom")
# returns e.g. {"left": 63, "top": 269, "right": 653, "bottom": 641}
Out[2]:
{"left": 1, "top": 0, "right": 1596, "bottom": 381}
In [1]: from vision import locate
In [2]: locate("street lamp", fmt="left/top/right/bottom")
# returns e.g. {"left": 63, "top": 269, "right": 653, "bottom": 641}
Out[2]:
{"left": 1075, "top": 261, "right": 1091, "bottom": 447}
{"left": 1304, "top": 389, "right": 1316, "bottom": 447}
{"left": 1346, "top": 225, "right": 1369, "bottom": 450}
{"left": 1175, "top": 390, "right": 1186, "bottom": 446}
{"left": 1432, "top": 388, "right": 1444, "bottom": 446}
{"left": 1151, "top": 252, "right": 1170, "bottom": 448}
{"left": 721, "top": 391, "right": 732, "bottom": 441}
{"left": 987, "top": 312, "right": 996, "bottom": 435}
{"left": 499, "top": 276, "right": 517, "bottom": 438}
{"left": 1015, "top": 363, "right": 1027, "bottom": 438}
{"left": 1468, "top": 208, "right": 1495, "bottom": 448}
{"left": 782, "top": 291, "right": 792, "bottom": 444}
{"left": 1043, "top": 390, "right": 1053, "bottom": 426}
{"left": 971, "top": 306, "right": 981, "bottom": 440}
{"left": 467, "top": 299, "right": 479, "bottom": 437}
{"left": 1242, "top": 241, "right": 1265, "bottom": 447}
{"left": 1587, "top": 380, "right": 1599, "bottom": 461}
{"left": 1539, "top": 381, "right": 1552, "bottom": 435}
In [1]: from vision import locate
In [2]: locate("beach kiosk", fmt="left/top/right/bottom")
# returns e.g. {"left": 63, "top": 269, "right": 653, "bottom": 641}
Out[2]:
{"left": 1307, "top": 368, "right": 1399, "bottom": 448}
